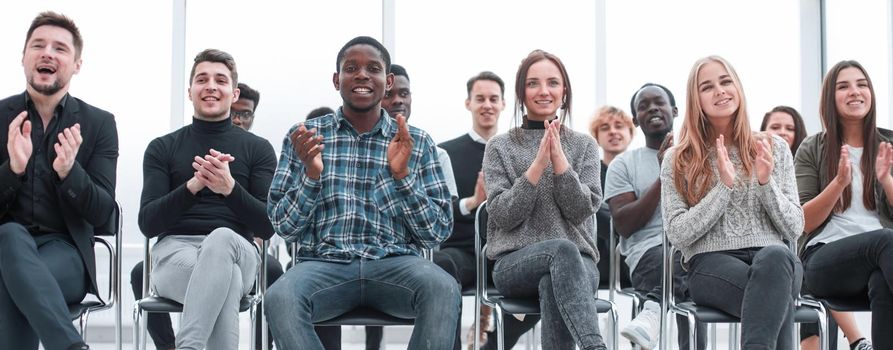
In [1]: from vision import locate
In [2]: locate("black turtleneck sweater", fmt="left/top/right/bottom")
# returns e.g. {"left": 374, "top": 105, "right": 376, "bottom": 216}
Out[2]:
{"left": 138, "top": 117, "right": 277, "bottom": 241}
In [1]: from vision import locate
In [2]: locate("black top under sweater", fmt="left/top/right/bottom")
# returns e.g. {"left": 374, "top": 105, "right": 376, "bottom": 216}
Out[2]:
{"left": 138, "top": 117, "right": 277, "bottom": 241}
{"left": 438, "top": 134, "right": 486, "bottom": 249}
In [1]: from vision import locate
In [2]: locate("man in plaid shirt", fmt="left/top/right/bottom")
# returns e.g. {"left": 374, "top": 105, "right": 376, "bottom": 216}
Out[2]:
{"left": 264, "top": 36, "right": 459, "bottom": 350}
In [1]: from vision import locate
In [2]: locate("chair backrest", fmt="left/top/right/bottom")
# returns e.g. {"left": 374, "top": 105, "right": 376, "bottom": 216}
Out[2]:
{"left": 474, "top": 202, "right": 495, "bottom": 302}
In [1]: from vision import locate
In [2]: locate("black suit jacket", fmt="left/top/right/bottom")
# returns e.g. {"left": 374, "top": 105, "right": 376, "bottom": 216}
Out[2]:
{"left": 0, "top": 92, "right": 118, "bottom": 294}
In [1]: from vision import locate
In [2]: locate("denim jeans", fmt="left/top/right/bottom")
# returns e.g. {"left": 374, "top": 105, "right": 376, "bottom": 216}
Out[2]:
{"left": 433, "top": 246, "right": 541, "bottom": 350}
{"left": 492, "top": 239, "right": 607, "bottom": 350}
{"left": 265, "top": 254, "right": 460, "bottom": 350}
{"left": 687, "top": 245, "right": 801, "bottom": 350}
{"left": 631, "top": 245, "right": 705, "bottom": 350}
{"left": 802, "top": 229, "right": 893, "bottom": 349}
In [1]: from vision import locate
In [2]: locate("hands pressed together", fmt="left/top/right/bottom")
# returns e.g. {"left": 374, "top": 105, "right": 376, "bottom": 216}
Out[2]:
{"left": 526, "top": 119, "right": 569, "bottom": 185}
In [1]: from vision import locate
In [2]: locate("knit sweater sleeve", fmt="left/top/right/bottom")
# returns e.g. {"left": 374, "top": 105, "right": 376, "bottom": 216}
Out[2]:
{"left": 660, "top": 148, "right": 733, "bottom": 248}
{"left": 483, "top": 136, "right": 538, "bottom": 231}
{"left": 757, "top": 136, "right": 804, "bottom": 242}
{"left": 552, "top": 134, "right": 601, "bottom": 225}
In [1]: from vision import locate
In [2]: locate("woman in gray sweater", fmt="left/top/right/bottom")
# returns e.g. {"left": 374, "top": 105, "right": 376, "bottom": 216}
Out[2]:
{"left": 661, "top": 56, "right": 804, "bottom": 349}
{"left": 795, "top": 60, "right": 893, "bottom": 349}
{"left": 483, "top": 50, "right": 605, "bottom": 350}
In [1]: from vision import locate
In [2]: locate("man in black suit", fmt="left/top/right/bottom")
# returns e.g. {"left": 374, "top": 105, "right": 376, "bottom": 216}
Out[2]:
{"left": 0, "top": 11, "right": 118, "bottom": 350}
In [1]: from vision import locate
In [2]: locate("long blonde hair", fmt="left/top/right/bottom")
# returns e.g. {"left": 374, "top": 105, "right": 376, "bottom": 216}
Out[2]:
{"left": 673, "top": 56, "right": 757, "bottom": 206}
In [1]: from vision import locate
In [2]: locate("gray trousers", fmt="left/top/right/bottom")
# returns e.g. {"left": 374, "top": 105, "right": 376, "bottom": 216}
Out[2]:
{"left": 151, "top": 228, "right": 260, "bottom": 350}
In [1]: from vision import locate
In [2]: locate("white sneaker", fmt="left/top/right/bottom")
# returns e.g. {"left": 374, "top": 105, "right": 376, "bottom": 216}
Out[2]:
{"left": 852, "top": 338, "right": 873, "bottom": 350}
{"left": 621, "top": 301, "right": 661, "bottom": 349}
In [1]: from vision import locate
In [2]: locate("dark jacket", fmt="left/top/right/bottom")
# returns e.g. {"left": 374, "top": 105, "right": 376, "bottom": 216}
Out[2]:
{"left": 794, "top": 128, "right": 893, "bottom": 250}
{"left": 0, "top": 92, "right": 118, "bottom": 293}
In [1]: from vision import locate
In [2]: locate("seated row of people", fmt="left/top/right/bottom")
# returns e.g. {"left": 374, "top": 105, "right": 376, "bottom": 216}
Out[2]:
{"left": 3, "top": 11, "right": 890, "bottom": 350}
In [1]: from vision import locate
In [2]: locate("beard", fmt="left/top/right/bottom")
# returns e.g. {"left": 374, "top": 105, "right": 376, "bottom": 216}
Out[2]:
{"left": 29, "top": 77, "right": 63, "bottom": 96}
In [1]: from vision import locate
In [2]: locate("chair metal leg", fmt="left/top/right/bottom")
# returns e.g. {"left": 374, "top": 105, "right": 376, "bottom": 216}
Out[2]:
{"left": 132, "top": 304, "right": 142, "bottom": 350}
{"left": 710, "top": 323, "right": 717, "bottom": 350}
{"left": 79, "top": 310, "right": 91, "bottom": 339}
{"left": 494, "top": 305, "right": 505, "bottom": 350}
{"left": 686, "top": 312, "right": 697, "bottom": 350}
{"left": 728, "top": 323, "right": 739, "bottom": 350}
{"left": 609, "top": 303, "right": 620, "bottom": 350}
{"left": 250, "top": 303, "right": 257, "bottom": 350}
{"left": 474, "top": 294, "right": 482, "bottom": 350}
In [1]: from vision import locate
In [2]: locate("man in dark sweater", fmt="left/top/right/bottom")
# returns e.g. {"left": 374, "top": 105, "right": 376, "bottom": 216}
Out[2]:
{"left": 131, "top": 82, "right": 281, "bottom": 350}
{"left": 437, "top": 71, "right": 539, "bottom": 350}
{"left": 137, "top": 49, "right": 277, "bottom": 350}
{"left": 0, "top": 12, "right": 118, "bottom": 350}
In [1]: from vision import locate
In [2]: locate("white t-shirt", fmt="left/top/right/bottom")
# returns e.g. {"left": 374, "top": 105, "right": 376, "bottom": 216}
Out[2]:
{"left": 809, "top": 145, "right": 883, "bottom": 246}
{"left": 603, "top": 147, "right": 663, "bottom": 274}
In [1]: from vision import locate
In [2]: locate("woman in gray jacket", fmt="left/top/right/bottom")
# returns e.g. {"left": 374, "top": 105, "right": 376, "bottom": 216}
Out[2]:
{"left": 483, "top": 50, "right": 606, "bottom": 350}
{"left": 795, "top": 60, "right": 893, "bottom": 349}
{"left": 661, "top": 56, "right": 803, "bottom": 349}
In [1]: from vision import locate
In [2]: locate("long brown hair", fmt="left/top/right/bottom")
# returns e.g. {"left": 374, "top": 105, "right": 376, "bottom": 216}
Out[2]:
{"left": 820, "top": 60, "right": 879, "bottom": 212}
{"left": 511, "top": 50, "right": 572, "bottom": 141}
{"left": 673, "top": 56, "right": 757, "bottom": 206}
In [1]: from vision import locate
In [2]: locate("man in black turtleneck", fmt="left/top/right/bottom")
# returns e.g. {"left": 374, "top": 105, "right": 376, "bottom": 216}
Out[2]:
{"left": 137, "top": 49, "right": 277, "bottom": 349}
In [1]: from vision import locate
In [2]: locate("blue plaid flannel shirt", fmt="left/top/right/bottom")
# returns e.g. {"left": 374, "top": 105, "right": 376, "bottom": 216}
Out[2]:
{"left": 267, "top": 109, "right": 453, "bottom": 262}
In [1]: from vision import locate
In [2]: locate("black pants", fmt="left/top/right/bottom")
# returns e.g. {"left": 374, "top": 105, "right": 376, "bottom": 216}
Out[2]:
{"left": 801, "top": 229, "right": 893, "bottom": 349}
{"left": 0, "top": 224, "right": 87, "bottom": 350}
{"left": 688, "top": 246, "right": 801, "bottom": 350}
{"left": 131, "top": 252, "right": 285, "bottom": 350}
{"left": 631, "top": 245, "right": 705, "bottom": 350}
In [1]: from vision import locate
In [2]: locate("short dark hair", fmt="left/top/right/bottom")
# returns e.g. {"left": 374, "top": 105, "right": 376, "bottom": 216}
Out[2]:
{"left": 237, "top": 83, "right": 260, "bottom": 111}
{"left": 335, "top": 36, "right": 390, "bottom": 74}
{"left": 466, "top": 71, "right": 505, "bottom": 99}
{"left": 630, "top": 83, "right": 676, "bottom": 117}
{"left": 306, "top": 106, "right": 335, "bottom": 121}
{"left": 390, "top": 64, "right": 409, "bottom": 81}
{"left": 190, "top": 49, "right": 238, "bottom": 86}
{"left": 25, "top": 11, "right": 83, "bottom": 59}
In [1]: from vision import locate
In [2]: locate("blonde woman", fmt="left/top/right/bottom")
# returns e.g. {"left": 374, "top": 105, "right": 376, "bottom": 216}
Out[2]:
{"left": 661, "top": 56, "right": 803, "bottom": 348}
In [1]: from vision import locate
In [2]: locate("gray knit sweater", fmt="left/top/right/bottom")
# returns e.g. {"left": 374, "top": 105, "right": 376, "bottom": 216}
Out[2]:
{"left": 660, "top": 135, "right": 803, "bottom": 261}
{"left": 482, "top": 127, "right": 602, "bottom": 261}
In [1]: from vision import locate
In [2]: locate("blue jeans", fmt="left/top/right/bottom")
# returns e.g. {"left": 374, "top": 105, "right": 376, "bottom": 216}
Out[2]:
{"left": 492, "top": 239, "right": 607, "bottom": 350}
{"left": 265, "top": 254, "right": 460, "bottom": 350}
{"left": 802, "top": 229, "right": 893, "bottom": 349}
{"left": 687, "top": 246, "right": 801, "bottom": 350}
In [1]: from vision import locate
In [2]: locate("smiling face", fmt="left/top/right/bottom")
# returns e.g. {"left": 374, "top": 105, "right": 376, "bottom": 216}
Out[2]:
{"left": 834, "top": 66, "right": 872, "bottom": 123}
{"left": 696, "top": 61, "right": 740, "bottom": 121}
{"left": 333, "top": 44, "right": 392, "bottom": 116}
{"left": 595, "top": 115, "right": 632, "bottom": 155}
{"left": 524, "top": 59, "right": 565, "bottom": 121}
{"left": 466, "top": 79, "right": 505, "bottom": 132}
{"left": 188, "top": 61, "right": 239, "bottom": 121}
{"left": 22, "top": 25, "right": 81, "bottom": 97}
{"left": 633, "top": 86, "right": 675, "bottom": 138}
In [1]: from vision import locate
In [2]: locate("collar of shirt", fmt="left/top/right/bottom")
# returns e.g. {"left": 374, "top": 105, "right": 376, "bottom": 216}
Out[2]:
{"left": 333, "top": 107, "right": 392, "bottom": 137}
{"left": 24, "top": 92, "right": 69, "bottom": 114}
{"left": 468, "top": 129, "right": 487, "bottom": 145}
